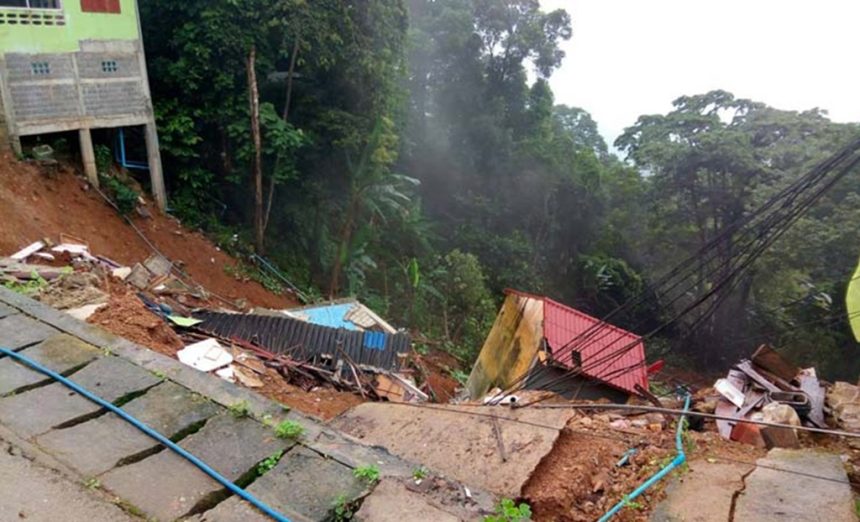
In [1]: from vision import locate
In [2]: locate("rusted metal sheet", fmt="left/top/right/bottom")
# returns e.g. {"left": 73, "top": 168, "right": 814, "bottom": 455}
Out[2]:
{"left": 798, "top": 369, "right": 827, "bottom": 428}
{"left": 736, "top": 360, "right": 781, "bottom": 393}
{"left": 465, "top": 293, "right": 544, "bottom": 399}
{"left": 541, "top": 295, "right": 648, "bottom": 396}
{"left": 751, "top": 344, "right": 799, "bottom": 382}
{"left": 194, "top": 311, "right": 408, "bottom": 371}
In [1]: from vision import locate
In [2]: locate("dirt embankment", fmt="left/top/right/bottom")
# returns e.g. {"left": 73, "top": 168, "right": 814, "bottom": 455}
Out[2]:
{"left": 0, "top": 152, "right": 295, "bottom": 309}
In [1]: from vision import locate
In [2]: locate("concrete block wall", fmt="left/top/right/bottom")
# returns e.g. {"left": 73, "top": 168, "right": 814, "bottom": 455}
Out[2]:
{"left": 5, "top": 53, "right": 76, "bottom": 82}
{"left": 1, "top": 43, "right": 150, "bottom": 132}
{"left": 76, "top": 52, "right": 138, "bottom": 79}
{"left": 9, "top": 84, "right": 79, "bottom": 121}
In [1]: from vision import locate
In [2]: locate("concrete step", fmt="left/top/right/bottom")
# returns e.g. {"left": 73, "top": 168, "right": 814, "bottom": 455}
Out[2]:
{"left": 36, "top": 380, "right": 220, "bottom": 476}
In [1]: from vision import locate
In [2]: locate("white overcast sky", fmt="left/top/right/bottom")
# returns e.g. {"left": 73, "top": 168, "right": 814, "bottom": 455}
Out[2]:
{"left": 540, "top": 0, "right": 860, "bottom": 147}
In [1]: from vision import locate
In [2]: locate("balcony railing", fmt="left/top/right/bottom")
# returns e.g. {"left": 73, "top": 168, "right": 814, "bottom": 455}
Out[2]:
{"left": 0, "top": 1, "right": 65, "bottom": 26}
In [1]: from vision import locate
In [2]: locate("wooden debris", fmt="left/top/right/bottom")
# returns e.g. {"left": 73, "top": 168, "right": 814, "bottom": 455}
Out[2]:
{"left": 10, "top": 241, "right": 46, "bottom": 261}
{"left": 751, "top": 344, "right": 800, "bottom": 382}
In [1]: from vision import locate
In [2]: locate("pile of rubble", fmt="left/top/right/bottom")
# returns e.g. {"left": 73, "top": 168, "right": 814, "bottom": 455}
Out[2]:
{"left": 695, "top": 344, "right": 860, "bottom": 448}
{"left": 2, "top": 236, "right": 436, "bottom": 419}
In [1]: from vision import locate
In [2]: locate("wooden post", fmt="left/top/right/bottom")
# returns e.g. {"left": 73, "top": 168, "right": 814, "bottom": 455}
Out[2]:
{"left": 144, "top": 121, "right": 167, "bottom": 210}
{"left": 79, "top": 128, "right": 98, "bottom": 187}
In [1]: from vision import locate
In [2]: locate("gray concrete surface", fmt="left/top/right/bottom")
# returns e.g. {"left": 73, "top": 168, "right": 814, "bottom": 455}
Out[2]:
{"left": 650, "top": 459, "right": 754, "bottom": 522}
{"left": 0, "top": 287, "right": 497, "bottom": 521}
{"left": 0, "top": 438, "right": 135, "bottom": 522}
{"left": 733, "top": 448, "right": 857, "bottom": 522}
{"left": 0, "top": 334, "right": 98, "bottom": 395}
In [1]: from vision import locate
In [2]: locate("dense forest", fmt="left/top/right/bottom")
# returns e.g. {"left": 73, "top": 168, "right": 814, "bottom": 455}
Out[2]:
{"left": 139, "top": 0, "right": 860, "bottom": 379}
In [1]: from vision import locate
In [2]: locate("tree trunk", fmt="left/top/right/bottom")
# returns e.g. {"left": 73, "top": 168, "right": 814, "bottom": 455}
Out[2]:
{"left": 328, "top": 196, "right": 358, "bottom": 298}
{"left": 263, "top": 37, "right": 301, "bottom": 234}
{"left": 247, "top": 46, "right": 264, "bottom": 254}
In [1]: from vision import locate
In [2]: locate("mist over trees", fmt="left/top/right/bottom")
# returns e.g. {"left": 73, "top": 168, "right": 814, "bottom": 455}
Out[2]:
{"left": 140, "top": 0, "right": 860, "bottom": 379}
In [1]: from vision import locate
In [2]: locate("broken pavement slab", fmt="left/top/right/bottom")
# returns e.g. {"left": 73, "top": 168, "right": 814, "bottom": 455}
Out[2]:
{"left": 0, "top": 313, "right": 59, "bottom": 350}
{"left": 0, "top": 355, "right": 160, "bottom": 438}
{"left": 100, "top": 414, "right": 291, "bottom": 521}
{"left": 733, "top": 449, "right": 855, "bottom": 521}
{"left": 36, "top": 380, "right": 221, "bottom": 476}
{"left": 650, "top": 459, "right": 754, "bottom": 522}
{"left": 196, "top": 446, "right": 366, "bottom": 522}
{"left": 0, "top": 439, "right": 135, "bottom": 522}
{"left": 332, "top": 403, "right": 576, "bottom": 498}
{"left": 354, "top": 479, "right": 461, "bottom": 522}
{"left": 0, "top": 334, "right": 99, "bottom": 395}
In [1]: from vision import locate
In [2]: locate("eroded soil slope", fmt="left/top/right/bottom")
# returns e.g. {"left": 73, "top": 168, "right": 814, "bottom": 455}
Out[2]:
{"left": 0, "top": 152, "right": 294, "bottom": 309}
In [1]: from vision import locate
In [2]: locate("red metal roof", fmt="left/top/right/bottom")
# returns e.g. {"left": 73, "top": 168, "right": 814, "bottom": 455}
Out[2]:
{"left": 506, "top": 289, "right": 648, "bottom": 395}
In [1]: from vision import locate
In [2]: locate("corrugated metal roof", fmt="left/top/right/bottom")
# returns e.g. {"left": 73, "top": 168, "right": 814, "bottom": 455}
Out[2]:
{"left": 506, "top": 289, "right": 648, "bottom": 395}
{"left": 194, "top": 311, "right": 408, "bottom": 372}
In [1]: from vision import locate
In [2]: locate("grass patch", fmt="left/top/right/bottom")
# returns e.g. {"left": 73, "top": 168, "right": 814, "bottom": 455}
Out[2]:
{"left": 352, "top": 464, "right": 380, "bottom": 484}
{"left": 273, "top": 420, "right": 305, "bottom": 440}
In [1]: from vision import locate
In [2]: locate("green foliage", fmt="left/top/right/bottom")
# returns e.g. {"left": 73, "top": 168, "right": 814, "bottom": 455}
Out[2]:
{"left": 447, "top": 369, "right": 469, "bottom": 386}
{"left": 100, "top": 174, "right": 139, "bottom": 216}
{"left": 94, "top": 144, "right": 112, "bottom": 175}
{"left": 84, "top": 478, "right": 101, "bottom": 490}
{"left": 412, "top": 466, "right": 429, "bottom": 480}
{"left": 483, "top": 498, "right": 532, "bottom": 522}
{"left": 352, "top": 465, "right": 380, "bottom": 484}
{"left": 273, "top": 420, "right": 304, "bottom": 440}
{"left": 622, "top": 496, "right": 644, "bottom": 511}
{"left": 224, "top": 262, "right": 284, "bottom": 295}
{"left": 3, "top": 270, "right": 48, "bottom": 295}
{"left": 256, "top": 450, "right": 284, "bottom": 475}
{"left": 332, "top": 494, "right": 356, "bottom": 521}
{"left": 137, "top": 0, "right": 860, "bottom": 382}
{"left": 228, "top": 400, "right": 251, "bottom": 418}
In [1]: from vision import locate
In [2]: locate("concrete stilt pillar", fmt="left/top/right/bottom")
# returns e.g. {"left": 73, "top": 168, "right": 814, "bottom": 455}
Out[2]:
{"left": 79, "top": 128, "right": 98, "bottom": 187}
{"left": 144, "top": 122, "right": 166, "bottom": 210}
{"left": 9, "top": 135, "right": 22, "bottom": 157}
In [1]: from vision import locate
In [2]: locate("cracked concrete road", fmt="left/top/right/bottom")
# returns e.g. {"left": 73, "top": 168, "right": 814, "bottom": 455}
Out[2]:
{"left": 0, "top": 437, "right": 136, "bottom": 522}
{"left": 650, "top": 459, "right": 754, "bottom": 522}
{"left": 652, "top": 450, "right": 858, "bottom": 522}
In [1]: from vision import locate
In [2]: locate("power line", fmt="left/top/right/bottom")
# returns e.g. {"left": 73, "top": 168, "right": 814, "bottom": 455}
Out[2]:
{"left": 388, "top": 402, "right": 859, "bottom": 488}
{"left": 513, "top": 140, "right": 860, "bottom": 399}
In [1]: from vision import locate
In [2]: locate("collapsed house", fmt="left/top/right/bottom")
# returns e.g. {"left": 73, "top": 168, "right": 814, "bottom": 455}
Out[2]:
{"left": 194, "top": 308, "right": 409, "bottom": 375}
{"left": 466, "top": 289, "right": 649, "bottom": 402}
{"left": 280, "top": 298, "right": 398, "bottom": 334}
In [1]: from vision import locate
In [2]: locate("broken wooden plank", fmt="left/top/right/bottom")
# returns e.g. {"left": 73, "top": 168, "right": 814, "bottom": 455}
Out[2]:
{"left": 10, "top": 241, "right": 45, "bottom": 261}
{"left": 634, "top": 384, "right": 663, "bottom": 407}
{"left": 751, "top": 344, "right": 800, "bottom": 382}
{"left": 736, "top": 360, "right": 781, "bottom": 393}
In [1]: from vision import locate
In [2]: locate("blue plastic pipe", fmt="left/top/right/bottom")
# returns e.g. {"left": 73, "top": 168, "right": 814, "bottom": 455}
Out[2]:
{"left": 598, "top": 394, "right": 692, "bottom": 522}
{"left": 115, "top": 128, "right": 149, "bottom": 170}
{"left": 0, "top": 347, "right": 293, "bottom": 522}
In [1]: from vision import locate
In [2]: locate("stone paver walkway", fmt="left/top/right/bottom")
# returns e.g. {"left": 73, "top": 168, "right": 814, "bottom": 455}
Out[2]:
{"left": 0, "top": 287, "right": 495, "bottom": 521}
{"left": 0, "top": 438, "right": 134, "bottom": 522}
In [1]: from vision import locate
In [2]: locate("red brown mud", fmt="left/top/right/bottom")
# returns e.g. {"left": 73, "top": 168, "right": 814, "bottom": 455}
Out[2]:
{"left": 87, "top": 291, "right": 184, "bottom": 357}
{"left": 0, "top": 152, "right": 295, "bottom": 309}
{"left": 257, "top": 367, "right": 365, "bottom": 420}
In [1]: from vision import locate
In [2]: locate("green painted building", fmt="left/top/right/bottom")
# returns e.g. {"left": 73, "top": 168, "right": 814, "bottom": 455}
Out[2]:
{"left": 0, "top": 0, "right": 165, "bottom": 208}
